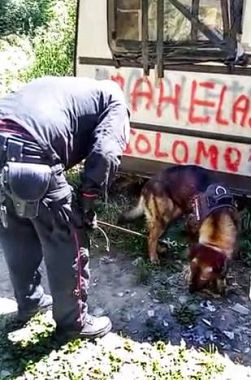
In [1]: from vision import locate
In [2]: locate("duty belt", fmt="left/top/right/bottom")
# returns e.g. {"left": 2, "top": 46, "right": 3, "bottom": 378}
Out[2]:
{"left": 0, "top": 119, "right": 56, "bottom": 165}
{"left": 0, "top": 134, "right": 52, "bottom": 166}
{"left": 0, "top": 121, "right": 65, "bottom": 226}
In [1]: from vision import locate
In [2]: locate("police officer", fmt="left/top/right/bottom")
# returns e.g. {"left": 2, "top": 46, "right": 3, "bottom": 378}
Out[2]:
{"left": 0, "top": 76, "right": 130, "bottom": 339}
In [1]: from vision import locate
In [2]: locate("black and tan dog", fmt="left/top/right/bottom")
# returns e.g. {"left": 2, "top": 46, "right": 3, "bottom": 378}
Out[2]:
{"left": 118, "top": 165, "right": 239, "bottom": 293}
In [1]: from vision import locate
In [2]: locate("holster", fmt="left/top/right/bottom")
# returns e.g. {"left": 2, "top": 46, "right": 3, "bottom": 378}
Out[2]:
{"left": 2, "top": 162, "right": 52, "bottom": 219}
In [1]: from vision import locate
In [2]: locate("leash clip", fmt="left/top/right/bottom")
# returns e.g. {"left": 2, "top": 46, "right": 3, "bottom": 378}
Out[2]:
{"left": 193, "top": 196, "right": 201, "bottom": 221}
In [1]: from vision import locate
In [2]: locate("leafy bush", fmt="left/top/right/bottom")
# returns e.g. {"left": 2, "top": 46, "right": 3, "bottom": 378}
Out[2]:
{"left": 22, "top": 0, "right": 76, "bottom": 79}
{"left": 0, "top": 35, "right": 34, "bottom": 96}
{"left": 0, "top": 0, "right": 55, "bottom": 37}
{"left": 0, "top": 0, "right": 76, "bottom": 96}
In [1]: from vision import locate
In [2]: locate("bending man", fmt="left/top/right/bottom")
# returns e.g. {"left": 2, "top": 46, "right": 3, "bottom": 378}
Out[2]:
{"left": 0, "top": 76, "right": 130, "bottom": 339}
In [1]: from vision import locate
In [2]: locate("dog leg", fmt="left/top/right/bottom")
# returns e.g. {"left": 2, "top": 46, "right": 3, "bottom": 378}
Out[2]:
{"left": 145, "top": 193, "right": 181, "bottom": 264}
{"left": 147, "top": 220, "right": 166, "bottom": 264}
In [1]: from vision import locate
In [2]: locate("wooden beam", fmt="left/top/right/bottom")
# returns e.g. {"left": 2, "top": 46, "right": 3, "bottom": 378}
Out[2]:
{"left": 156, "top": 0, "right": 164, "bottom": 77}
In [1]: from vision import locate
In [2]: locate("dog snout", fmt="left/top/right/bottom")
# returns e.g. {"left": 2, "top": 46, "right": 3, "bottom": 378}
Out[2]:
{"left": 188, "top": 273, "right": 211, "bottom": 293}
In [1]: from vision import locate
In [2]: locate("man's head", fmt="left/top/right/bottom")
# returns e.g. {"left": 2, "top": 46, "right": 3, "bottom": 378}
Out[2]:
{"left": 188, "top": 243, "right": 228, "bottom": 294}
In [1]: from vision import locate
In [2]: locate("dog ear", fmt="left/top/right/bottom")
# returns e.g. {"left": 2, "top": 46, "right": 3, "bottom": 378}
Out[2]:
{"left": 191, "top": 257, "right": 198, "bottom": 265}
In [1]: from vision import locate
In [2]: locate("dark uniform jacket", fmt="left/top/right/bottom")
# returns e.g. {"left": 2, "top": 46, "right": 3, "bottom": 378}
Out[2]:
{"left": 0, "top": 76, "right": 130, "bottom": 196}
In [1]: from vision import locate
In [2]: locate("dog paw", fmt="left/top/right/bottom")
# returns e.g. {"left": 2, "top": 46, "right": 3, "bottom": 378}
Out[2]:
{"left": 150, "top": 256, "right": 160, "bottom": 265}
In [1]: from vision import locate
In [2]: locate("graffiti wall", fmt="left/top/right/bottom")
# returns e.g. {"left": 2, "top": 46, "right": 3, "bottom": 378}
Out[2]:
{"left": 125, "top": 129, "right": 250, "bottom": 176}
{"left": 80, "top": 65, "right": 251, "bottom": 176}
{"left": 108, "top": 69, "right": 251, "bottom": 138}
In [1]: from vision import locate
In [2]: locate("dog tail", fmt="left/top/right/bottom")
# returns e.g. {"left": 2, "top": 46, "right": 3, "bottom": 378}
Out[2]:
{"left": 118, "top": 196, "right": 145, "bottom": 223}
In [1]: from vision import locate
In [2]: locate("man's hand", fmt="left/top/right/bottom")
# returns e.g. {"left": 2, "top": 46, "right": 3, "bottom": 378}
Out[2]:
{"left": 81, "top": 192, "right": 98, "bottom": 231}
{"left": 83, "top": 209, "right": 98, "bottom": 230}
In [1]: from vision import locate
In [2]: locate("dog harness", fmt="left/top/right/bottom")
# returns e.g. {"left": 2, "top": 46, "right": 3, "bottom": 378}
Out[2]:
{"left": 188, "top": 184, "right": 237, "bottom": 229}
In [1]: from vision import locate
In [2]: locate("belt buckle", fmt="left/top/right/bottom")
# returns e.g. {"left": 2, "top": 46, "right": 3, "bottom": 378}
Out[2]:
{"left": 192, "top": 195, "right": 201, "bottom": 221}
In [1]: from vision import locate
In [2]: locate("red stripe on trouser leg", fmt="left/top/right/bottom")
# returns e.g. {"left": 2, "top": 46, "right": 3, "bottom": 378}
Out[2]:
{"left": 73, "top": 230, "right": 86, "bottom": 328}
{"left": 82, "top": 193, "right": 98, "bottom": 198}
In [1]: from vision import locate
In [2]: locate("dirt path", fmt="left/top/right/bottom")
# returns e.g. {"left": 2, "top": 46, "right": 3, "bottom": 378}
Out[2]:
{"left": 1, "top": 239, "right": 250, "bottom": 368}
{"left": 89, "top": 244, "right": 251, "bottom": 366}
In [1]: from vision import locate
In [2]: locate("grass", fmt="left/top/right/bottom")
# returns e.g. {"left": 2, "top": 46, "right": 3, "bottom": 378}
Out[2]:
{"left": 152, "top": 285, "right": 173, "bottom": 303}
{"left": 0, "top": 0, "right": 77, "bottom": 98}
{"left": 238, "top": 208, "right": 251, "bottom": 266}
{"left": 94, "top": 193, "right": 148, "bottom": 255}
{"left": 133, "top": 258, "right": 154, "bottom": 285}
{"left": 0, "top": 312, "right": 242, "bottom": 380}
{"left": 174, "top": 304, "right": 201, "bottom": 326}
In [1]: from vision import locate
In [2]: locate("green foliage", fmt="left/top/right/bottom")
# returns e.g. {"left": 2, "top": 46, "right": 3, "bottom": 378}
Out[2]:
{"left": 174, "top": 304, "right": 200, "bottom": 325}
{"left": 0, "top": 0, "right": 77, "bottom": 98}
{"left": 134, "top": 258, "right": 153, "bottom": 284}
{"left": 22, "top": 0, "right": 77, "bottom": 79}
{"left": 66, "top": 167, "right": 82, "bottom": 191}
{"left": 153, "top": 285, "right": 171, "bottom": 303}
{"left": 0, "top": 0, "right": 55, "bottom": 37}
{"left": 239, "top": 209, "right": 251, "bottom": 266}
{"left": 0, "top": 34, "right": 34, "bottom": 97}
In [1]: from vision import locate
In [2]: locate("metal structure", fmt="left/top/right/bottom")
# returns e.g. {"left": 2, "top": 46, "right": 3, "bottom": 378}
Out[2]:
{"left": 75, "top": 0, "right": 251, "bottom": 191}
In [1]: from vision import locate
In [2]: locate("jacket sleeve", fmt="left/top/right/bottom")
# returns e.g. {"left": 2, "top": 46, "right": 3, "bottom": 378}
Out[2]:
{"left": 80, "top": 89, "right": 130, "bottom": 203}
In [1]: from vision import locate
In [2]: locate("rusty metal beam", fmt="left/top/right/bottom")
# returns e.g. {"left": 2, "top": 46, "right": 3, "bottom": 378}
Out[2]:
{"left": 220, "top": 0, "right": 230, "bottom": 39}
{"left": 191, "top": 0, "right": 200, "bottom": 41}
{"left": 157, "top": 0, "right": 164, "bottom": 77}
{"left": 142, "top": 0, "right": 150, "bottom": 75}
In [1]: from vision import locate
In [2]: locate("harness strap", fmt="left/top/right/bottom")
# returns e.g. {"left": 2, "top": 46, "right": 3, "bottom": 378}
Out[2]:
{"left": 189, "top": 184, "right": 237, "bottom": 230}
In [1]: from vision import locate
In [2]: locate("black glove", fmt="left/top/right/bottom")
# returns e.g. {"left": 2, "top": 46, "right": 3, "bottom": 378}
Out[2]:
{"left": 82, "top": 192, "right": 98, "bottom": 231}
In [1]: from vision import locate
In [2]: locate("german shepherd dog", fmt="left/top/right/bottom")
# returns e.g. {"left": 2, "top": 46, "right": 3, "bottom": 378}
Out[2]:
{"left": 118, "top": 165, "right": 239, "bottom": 293}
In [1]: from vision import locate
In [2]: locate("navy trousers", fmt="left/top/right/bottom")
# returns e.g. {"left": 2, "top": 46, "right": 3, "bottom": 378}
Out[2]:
{"left": 0, "top": 172, "right": 90, "bottom": 331}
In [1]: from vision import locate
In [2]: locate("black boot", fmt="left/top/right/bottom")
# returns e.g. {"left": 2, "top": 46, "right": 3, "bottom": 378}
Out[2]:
{"left": 56, "top": 314, "right": 112, "bottom": 340}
